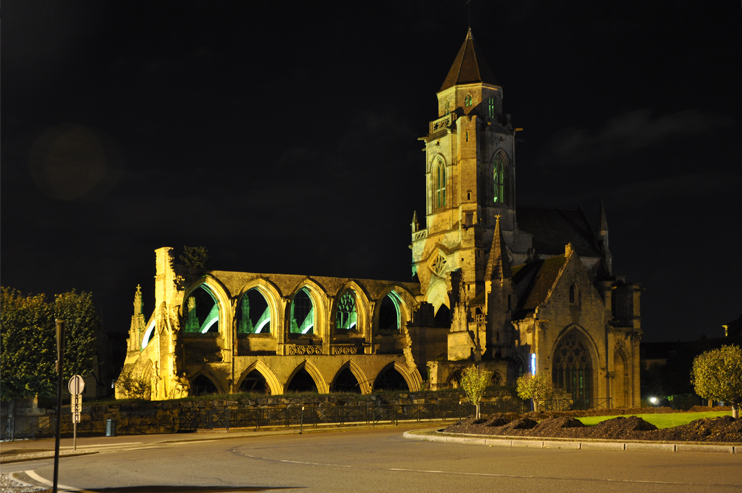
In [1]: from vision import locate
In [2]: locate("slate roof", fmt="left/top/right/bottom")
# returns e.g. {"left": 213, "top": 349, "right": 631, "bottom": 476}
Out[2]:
{"left": 517, "top": 206, "right": 601, "bottom": 258}
{"left": 513, "top": 255, "right": 567, "bottom": 316}
{"left": 485, "top": 216, "right": 512, "bottom": 281}
{"left": 440, "top": 29, "right": 499, "bottom": 91}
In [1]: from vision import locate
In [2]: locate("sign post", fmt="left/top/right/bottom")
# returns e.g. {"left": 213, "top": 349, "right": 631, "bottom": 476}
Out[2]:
{"left": 68, "top": 376, "right": 85, "bottom": 452}
{"left": 53, "top": 320, "right": 65, "bottom": 493}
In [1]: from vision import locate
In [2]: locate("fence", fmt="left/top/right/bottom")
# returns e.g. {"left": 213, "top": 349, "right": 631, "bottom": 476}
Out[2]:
{"left": 1, "top": 399, "right": 528, "bottom": 440}
{"left": 539, "top": 398, "right": 612, "bottom": 411}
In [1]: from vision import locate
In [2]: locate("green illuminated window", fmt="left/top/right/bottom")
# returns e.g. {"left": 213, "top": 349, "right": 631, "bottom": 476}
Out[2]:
{"left": 290, "top": 288, "right": 315, "bottom": 334}
{"left": 435, "top": 160, "right": 446, "bottom": 209}
{"left": 237, "top": 289, "right": 271, "bottom": 334}
{"left": 336, "top": 290, "right": 357, "bottom": 330}
{"left": 465, "top": 94, "right": 473, "bottom": 107}
{"left": 488, "top": 97, "right": 495, "bottom": 119}
{"left": 185, "top": 285, "right": 219, "bottom": 334}
{"left": 445, "top": 101, "right": 450, "bottom": 115}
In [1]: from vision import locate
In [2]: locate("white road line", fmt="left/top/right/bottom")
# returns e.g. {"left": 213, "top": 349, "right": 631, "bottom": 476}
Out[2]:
{"left": 63, "top": 442, "right": 142, "bottom": 449}
{"left": 279, "top": 459, "right": 351, "bottom": 467}
{"left": 25, "top": 469, "right": 81, "bottom": 491}
{"left": 388, "top": 468, "right": 688, "bottom": 485}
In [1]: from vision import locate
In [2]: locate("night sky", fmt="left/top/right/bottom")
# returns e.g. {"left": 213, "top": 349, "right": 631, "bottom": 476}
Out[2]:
{"left": 3, "top": 1, "right": 741, "bottom": 344}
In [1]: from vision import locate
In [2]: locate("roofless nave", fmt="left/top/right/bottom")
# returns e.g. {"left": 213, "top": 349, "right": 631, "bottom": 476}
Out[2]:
{"left": 119, "top": 30, "right": 642, "bottom": 408}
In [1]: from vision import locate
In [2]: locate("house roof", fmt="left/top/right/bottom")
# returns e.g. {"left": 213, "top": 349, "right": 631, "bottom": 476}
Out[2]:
{"left": 517, "top": 206, "right": 601, "bottom": 258}
{"left": 440, "top": 29, "right": 499, "bottom": 91}
{"left": 513, "top": 255, "right": 567, "bottom": 315}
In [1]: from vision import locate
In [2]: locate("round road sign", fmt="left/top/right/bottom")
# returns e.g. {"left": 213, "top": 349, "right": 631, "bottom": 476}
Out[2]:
{"left": 68, "top": 375, "right": 85, "bottom": 395}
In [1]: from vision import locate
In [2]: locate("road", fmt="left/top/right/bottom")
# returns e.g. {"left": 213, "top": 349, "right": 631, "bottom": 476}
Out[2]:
{"left": 7, "top": 427, "right": 742, "bottom": 492}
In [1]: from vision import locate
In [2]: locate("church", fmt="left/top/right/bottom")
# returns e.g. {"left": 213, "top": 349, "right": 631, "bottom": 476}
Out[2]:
{"left": 118, "top": 30, "right": 642, "bottom": 408}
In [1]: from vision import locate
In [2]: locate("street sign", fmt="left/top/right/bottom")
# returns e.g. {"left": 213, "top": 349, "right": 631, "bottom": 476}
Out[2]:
{"left": 71, "top": 395, "right": 82, "bottom": 424}
{"left": 68, "top": 375, "right": 85, "bottom": 395}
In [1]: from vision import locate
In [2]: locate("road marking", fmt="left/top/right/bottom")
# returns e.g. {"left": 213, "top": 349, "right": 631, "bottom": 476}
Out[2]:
{"left": 25, "top": 469, "right": 81, "bottom": 491}
{"left": 279, "top": 459, "right": 351, "bottom": 468}
{"left": 65, "top": 442, "right": 142, "bottom": 449}
{"left": 388, "top": 468, "right": 691, "bottom": 486}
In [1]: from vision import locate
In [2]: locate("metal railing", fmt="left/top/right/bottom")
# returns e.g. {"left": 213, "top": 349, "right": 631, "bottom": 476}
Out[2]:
{"left": 1, "top": 415, "right": 55, "bottom": 441}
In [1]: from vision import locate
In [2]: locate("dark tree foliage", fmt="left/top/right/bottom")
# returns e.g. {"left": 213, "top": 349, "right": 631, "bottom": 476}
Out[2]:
{"left": 1, "top": 287, "right": 100, "bottom": 401}
{"left": 179, "top": 246, "right": 209, "bottom": 274}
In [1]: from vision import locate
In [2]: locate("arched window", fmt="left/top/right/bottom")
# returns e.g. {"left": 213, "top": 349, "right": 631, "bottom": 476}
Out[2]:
{"left": 444, "top": 100, "right": 450, "bottom": 115}
{"left": 379, "top": 291, "right": 402, "bottom": 332}
{"left": 492, "top": 151, "right": 509, "bottom": 204}
{"left": 236, "top": 289, "right": 271, "bottom": 334}
{"left": 488, "top": 97, "right": 496, "bottom": 119}
{"left": 290, "top": 287, "right": 315, "bottom": 334}
{"left": 336, "top": 290, "right": 357, "bottom": 331}
{"left": 569, "top": 284, "right": 580, "bottom": 305}
{"left": 435, "top": 159, "right": 446, "bottom": 209}
{"left": 465, "top": 94, "right": 473, "bottom": 107}
{"left": 552, "top": 331, "right": 593, "bottom": 404}
{"left": 184, "top": 285, "right": 219, "bottom": 334}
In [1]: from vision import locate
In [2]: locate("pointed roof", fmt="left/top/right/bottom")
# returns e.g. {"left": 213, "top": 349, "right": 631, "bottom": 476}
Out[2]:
{"left": 440, "top": 29, "right": 499, "bottom": 91}
{"left": 485, "top": 215, "right": 512, "bottom": 281}
{"left": 597, "top": 200, "right": 609, "bottom": 233}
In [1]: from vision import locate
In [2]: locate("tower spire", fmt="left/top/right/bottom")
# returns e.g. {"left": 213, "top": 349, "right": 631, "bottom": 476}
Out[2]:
{"left": 485, "top": 215, "right": 512, "bottom": 281}
{"left": 598, "top": 199, "right": 609, "bottom": 234}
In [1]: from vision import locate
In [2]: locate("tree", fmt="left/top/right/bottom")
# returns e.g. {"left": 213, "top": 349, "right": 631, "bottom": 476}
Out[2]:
{"left": 460, "top": 365, "right": 493, "bottom": 419}
{"left": 516, "top": 372, "right": 554, "bottom": 412}
{"left": 179, "top": 246, "right": 209, "bottom": 274}
{"left": 691, "top": 345, "right": 742, "bottom": 419}
{"left": 1, "top": 287, "right": 100, "bottom": 402}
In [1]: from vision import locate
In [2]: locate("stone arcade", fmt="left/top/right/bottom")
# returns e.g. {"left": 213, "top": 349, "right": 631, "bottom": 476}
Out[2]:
{"left": 118, "top": 30, "right": 642, "bottom": 407}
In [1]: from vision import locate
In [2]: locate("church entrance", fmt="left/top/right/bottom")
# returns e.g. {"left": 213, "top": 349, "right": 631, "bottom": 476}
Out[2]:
{"left": 552, "top": 330, "right": 593, "bottom": 405}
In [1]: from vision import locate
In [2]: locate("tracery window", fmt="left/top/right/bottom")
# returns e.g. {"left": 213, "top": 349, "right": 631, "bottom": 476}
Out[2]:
{"left": 552, "top": 331, "right": 593, "bottom": 403}
{"left": 435, "top": 159, "right": 446, "bottom": 209}
{"left": 335, "top": 290, "right": 357, "bottom": 331}
{"left": 290, "top": 287, "right": 315, "bottom": 334}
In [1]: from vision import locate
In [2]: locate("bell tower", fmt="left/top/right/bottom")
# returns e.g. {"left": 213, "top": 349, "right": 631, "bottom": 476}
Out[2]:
{"left": 412, "top": 29, "right": 520, "bottom": 311}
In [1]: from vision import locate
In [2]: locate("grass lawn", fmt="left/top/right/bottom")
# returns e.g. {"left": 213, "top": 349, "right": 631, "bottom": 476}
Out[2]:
{"left": 577, "top": 411, "right": 731, "bottom": 429}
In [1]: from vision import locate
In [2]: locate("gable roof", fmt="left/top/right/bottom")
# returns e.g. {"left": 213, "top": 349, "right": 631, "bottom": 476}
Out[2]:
{"left": 513, "top": 255, "right": 567, "bottom": 316}
{"left": 440, "top": 29, "right": 499, "bottom": 91}
{"left": 517, "top": 206, "right": 601, "bottom": 258}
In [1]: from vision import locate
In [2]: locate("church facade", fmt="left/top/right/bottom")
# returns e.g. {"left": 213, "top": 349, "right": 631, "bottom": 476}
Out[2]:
{"left": 118, "top": 31, "right": 642, "bottom": 408}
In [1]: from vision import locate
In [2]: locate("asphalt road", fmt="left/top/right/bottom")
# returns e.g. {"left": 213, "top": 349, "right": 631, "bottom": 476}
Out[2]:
{"left": 9, "top": 427, "right": 742, "bottom": 492}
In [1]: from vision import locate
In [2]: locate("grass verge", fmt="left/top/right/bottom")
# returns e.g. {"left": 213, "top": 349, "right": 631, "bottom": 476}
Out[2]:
{"left": 577, "top": 411, "right": 731, "bottom": 429}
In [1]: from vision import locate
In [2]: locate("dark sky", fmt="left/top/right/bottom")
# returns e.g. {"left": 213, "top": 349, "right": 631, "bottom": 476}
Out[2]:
{"left": 3, "top": 1, "right": 741, "bottom": 343}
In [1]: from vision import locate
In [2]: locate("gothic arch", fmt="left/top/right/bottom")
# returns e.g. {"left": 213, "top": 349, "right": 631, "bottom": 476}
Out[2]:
{"left": 375, "top": 285, "right": 416, "bottom": 331}
{"left": 490, "top": 149, "right": 511, "bottom": 205}
{"left": 331, "top": 281, "right": 371, "bottom": 337}
{"left": 613, "top": 346, "right": 631, "bottom": 408}
{"left": 235, "top": 360, "right": 282, "bottom": 396}
{"left": 235, "top": 279, "right": 283, "bottom": 336}
{"left": 331, "top": 361, "right": 372, "bottom": 394}
{"left": 286, "top": 278, "right": 329, "bottom": 339}
{"left": 188, "top": 368, "right": 226, "bottom": 395}
{"left": 284, "top": 360, "right": 329, "bottom": 394}
{"left": 550, "top": 325, "right": 599, "bottom": 403}
{"left": 372, "top": 362, "right": 421, "bottom": 392}
{"left": 426, "top": 153, "right": 448, "bottom": 174}
{"left": 182, "top": 278, "right": 232, "bottom": 335}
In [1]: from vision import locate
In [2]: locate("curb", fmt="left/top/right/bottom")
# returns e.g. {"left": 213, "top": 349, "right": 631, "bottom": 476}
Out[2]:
{"left": 0, "top": 450, "right": 98, "bottom": 464}
{"left": 403, "top": 429, "right": 742, "bottom": 455}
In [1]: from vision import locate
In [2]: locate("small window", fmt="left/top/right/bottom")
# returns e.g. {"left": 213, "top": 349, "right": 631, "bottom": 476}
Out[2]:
{"left": 445, "top": 101, "right": 450, "bottom": 115}
{"left": 465, "top": 130, "right": 469, "bottom": 142}
{"left": 488, "top": 97, "right": 496, "bottom": 119}
{"left": 466, "top": 190, "right": 472, "bottom": 200}
{"left": 465, "top": 94, "right": 473, "bottom": 107}
{"left": 569, "top": 284, "right": 580, "bottom": 305}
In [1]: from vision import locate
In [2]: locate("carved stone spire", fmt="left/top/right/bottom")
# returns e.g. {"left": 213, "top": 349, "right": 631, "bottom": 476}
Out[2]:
{"left": 485, "top": 215, "right": 512, "bottom": 282}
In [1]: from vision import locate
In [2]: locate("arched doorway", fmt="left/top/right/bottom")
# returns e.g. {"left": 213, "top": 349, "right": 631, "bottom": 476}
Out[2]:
{"left": 286, "top": 368, "right": 319, "bottom": 393}
{"left": 331, "top": 367, "right": 361, "bottom": 393}
{"left": 239, "top": 370, "right": 270, "bottom": 394}
{"left": 191, "top": 374, "right": 219, "bottom": 396}
{"left": 373, "top": 366, "right": 409, "bottom": 392}
{"left": 613, "top": 351, "right": 629, "bottom": 408}
{"left": 552, "top": 330, "right": 593, "bottom": 404}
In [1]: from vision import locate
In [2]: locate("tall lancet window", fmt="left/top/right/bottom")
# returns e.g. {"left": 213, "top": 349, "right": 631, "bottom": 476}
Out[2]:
{"left": 493, "top": 152, "right": 507, "bottom": 204}
{"left": 435, "top": 159, "right": 446, "bottom": 209}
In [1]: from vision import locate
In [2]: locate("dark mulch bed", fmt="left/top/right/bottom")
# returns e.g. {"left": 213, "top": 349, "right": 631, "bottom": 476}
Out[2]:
{"left": 443, "top": 407, "right": 742, "bottom": 442}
